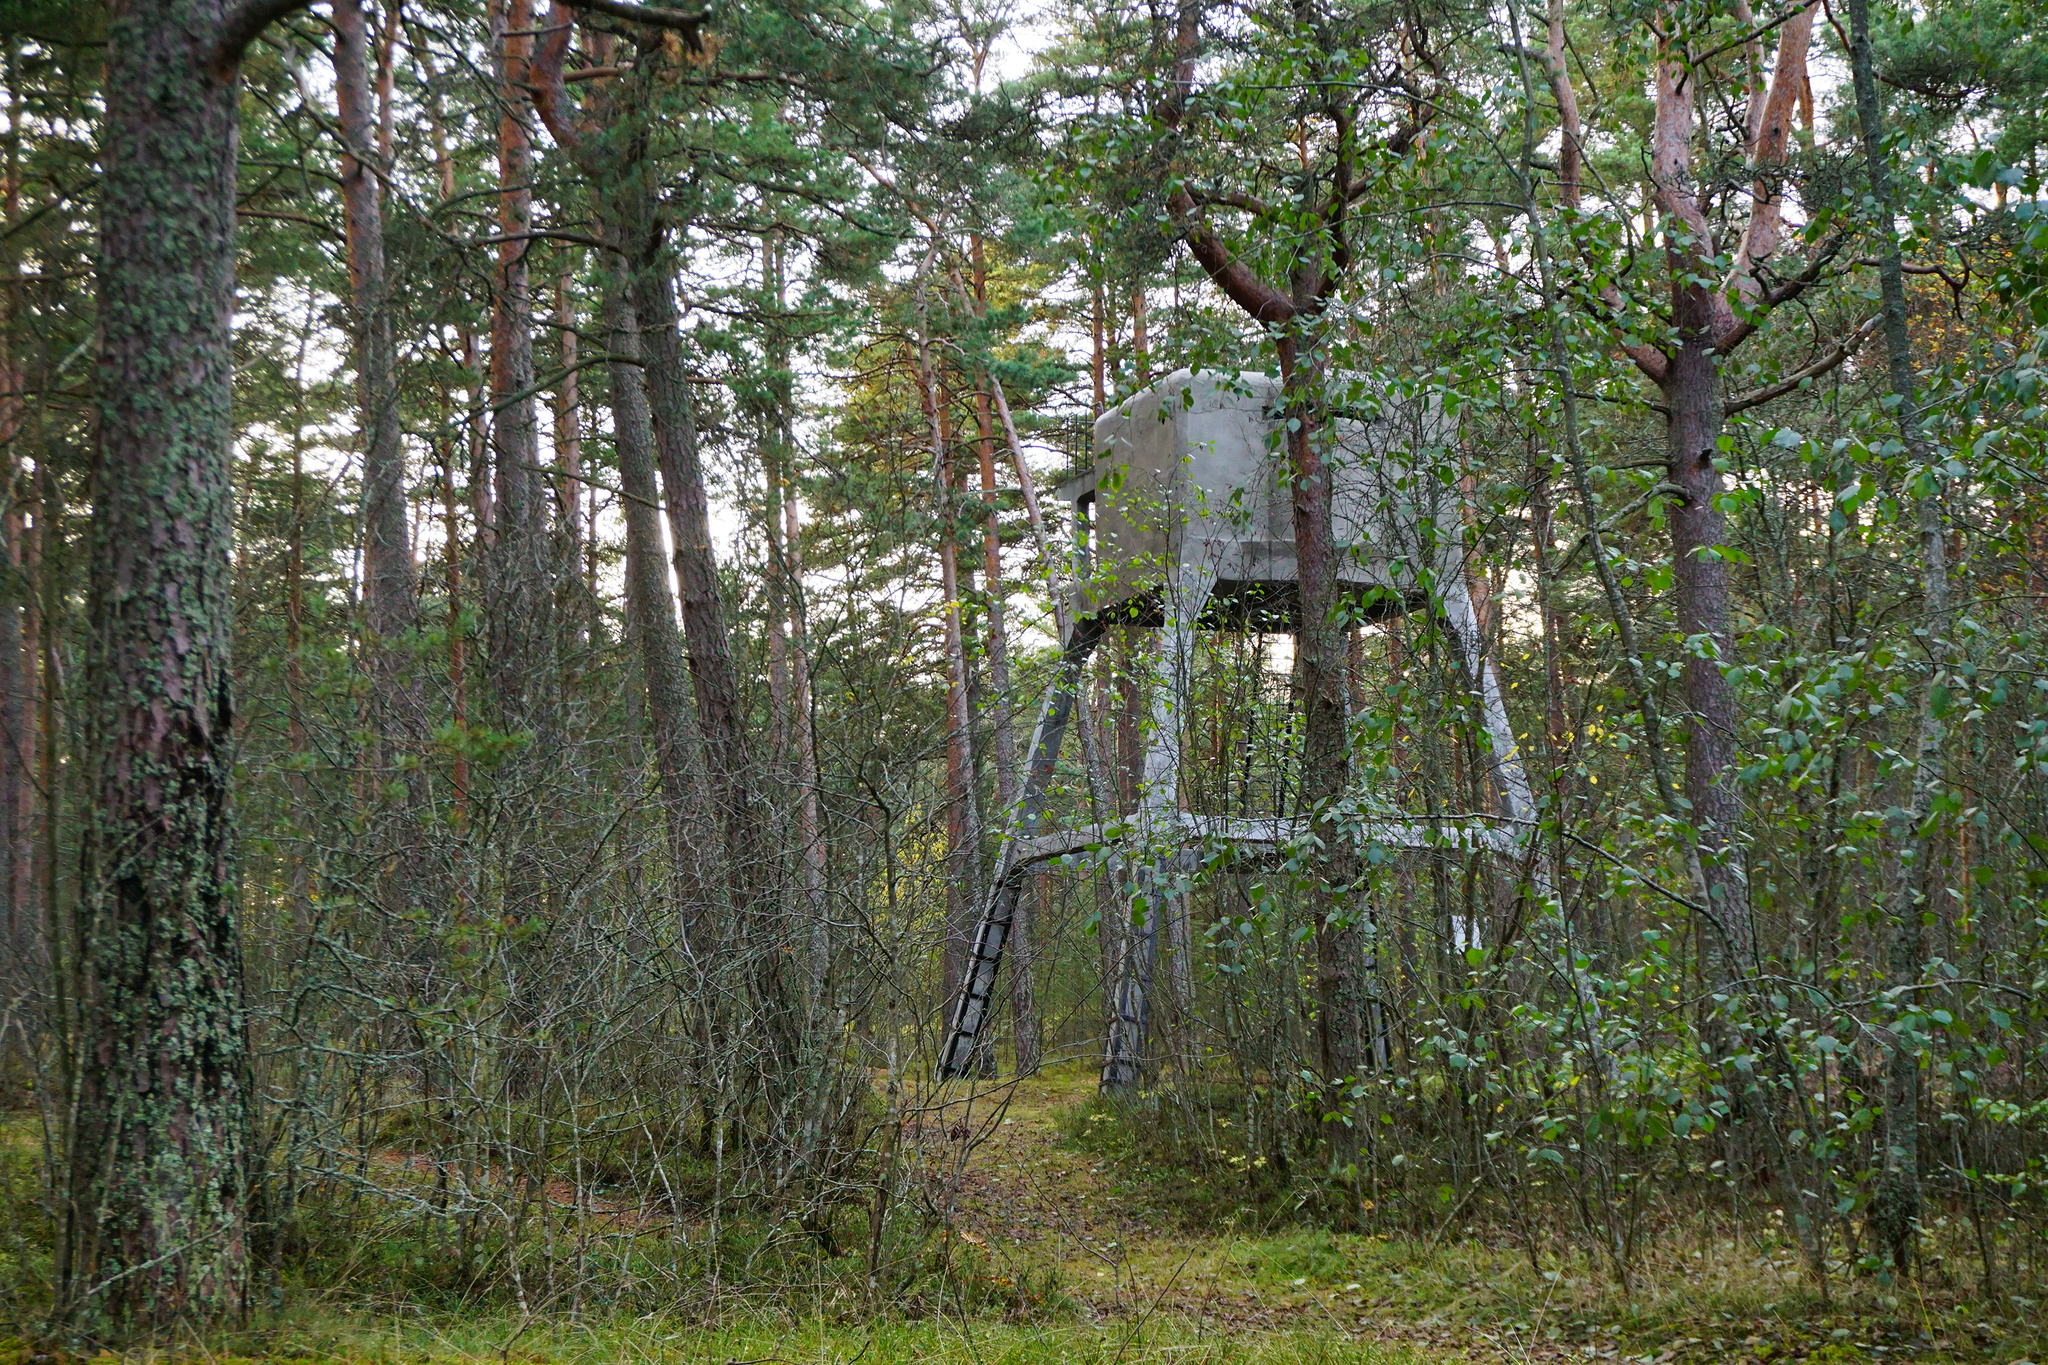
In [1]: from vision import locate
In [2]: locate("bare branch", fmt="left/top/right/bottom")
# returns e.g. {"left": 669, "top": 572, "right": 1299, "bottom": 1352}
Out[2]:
{"left": 529, "top": 0, "right": 590, "bottom": 163}
{"left": 1724, "top": 313, "right": 1878, "bottom": 413}
{"left": 1154, "top": 1, "right": 1296, "bottom": 326}
{"left": 1184, "top": 187, "right": 1279, "bottom": 219}
{"left": 1714, "top": 227, "right": 1848, "bottom": 352}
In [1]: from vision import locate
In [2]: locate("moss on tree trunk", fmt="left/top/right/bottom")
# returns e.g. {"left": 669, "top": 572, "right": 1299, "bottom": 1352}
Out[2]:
{"left": 58, "top": 0, "right": 302, "bottom": 1332}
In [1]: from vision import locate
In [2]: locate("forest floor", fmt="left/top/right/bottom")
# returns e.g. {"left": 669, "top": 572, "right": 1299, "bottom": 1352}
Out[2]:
{"left": 5, "top": 1062, "right": 2042, "bottom": 1365}
{"left": 904, "top": 1060, "right": 2041, "bottom": 1365}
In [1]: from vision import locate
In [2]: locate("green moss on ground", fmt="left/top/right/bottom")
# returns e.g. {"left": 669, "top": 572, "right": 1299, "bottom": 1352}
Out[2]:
{"left": 3, "top": 1064, "right": 2046, "bottom": 1364}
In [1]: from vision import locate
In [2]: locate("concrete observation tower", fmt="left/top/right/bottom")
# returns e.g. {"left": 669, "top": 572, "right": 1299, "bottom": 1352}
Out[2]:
{"left": 936, "top": 370, "right": 1541, "bottom": 1084}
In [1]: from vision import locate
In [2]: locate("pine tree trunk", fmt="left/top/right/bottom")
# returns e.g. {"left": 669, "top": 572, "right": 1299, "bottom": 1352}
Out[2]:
{"left": 34, "top": 466, "right": 54, "bottom": 967}
{"left": 286, "top": 443, "right": 313, "bottom": 923}
{"left": 1659, "top": 323, "right": 1750, "bottom": 974}
{"left": 0, "top": 18, "right": 25, "bottom": 983}
{"left": 601, "top": 270, "right": 704, "bottom": 903}
{"left": 527, "top": 23, "right": 763, "bottom": 984}
{"left": 335, "top": 0, "right": 414, "bottom": 694}
{"left": 487, "top": 0, "right": 547, "bottom": 723}
{"left": 1090, "top": 279, "right": 1106, "bottom": 415}
{"left": 1131, "top": 285, "right": 1150, "bottom": 386}
{"left": 1, "top": 486, "right": 23, "bottom": 982}
{"left": 1847, "top": 0, "right": 1943, "bottom": 1272}
{"left": 971, "top": 308, "right": 1023, "bottom": 1053}
{"left": 1147, "top": 0, "right": 1368, "bottom": 1179}
{"left": 972, "top": 236, "right": 1017, "bottom": 820}
{"left": 931, "top": 377, "right": 987, "bottom": 1073}
{"left": 66, "top": 0, "right": 267, "bottom": 1325}
{"left": 17, "top": 489, "right": 38, "bottom": 942}
{"left": 758, "top": 233, "right": 822, "bottom": 976}
{"left": 761, "top": 226, "right": 827, "bottom": 983}
{"left": 554, "top": 272, "right": 584, "bottom": 632}
{"left": 1279, "top": 328, "right": 1365, "bottom": 1201}
{"left": 783, "top": 484, "right": 827, "bottom": 990}
{"left": 1529, "top": 456, "right": 1570, "bottom": 772}
{"left": 760, "top": 232, "right": 796, "bottom": 814}
{"left": 629, "top": 218, "right": 760, "bottom": 903}
{"left": 440, "top": 447, "right": 469, "bottom": 827}
{"left": 764, "top": 446, "right": 791, "bottom": 760}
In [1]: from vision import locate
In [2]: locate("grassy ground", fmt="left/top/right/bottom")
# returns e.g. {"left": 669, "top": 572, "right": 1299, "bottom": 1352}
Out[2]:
{"left": 912, "top": 1062, "right": 2046, "bottom": 1365}
{"left": 61, "top": 1310, "right": 1432, "bottom": 1365}
{"left": 3, "top": 1061, "right": 2042, "bottom": 1365}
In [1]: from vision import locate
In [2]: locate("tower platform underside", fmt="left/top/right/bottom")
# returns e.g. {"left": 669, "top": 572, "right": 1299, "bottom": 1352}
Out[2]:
{"left": 1073, "top": 567, "right": 1424, "bottom": 633}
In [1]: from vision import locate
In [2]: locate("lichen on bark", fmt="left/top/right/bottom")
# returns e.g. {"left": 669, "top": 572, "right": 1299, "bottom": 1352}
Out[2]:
{"left": 59, "top": 0, "right": 276, "bottom": 1334}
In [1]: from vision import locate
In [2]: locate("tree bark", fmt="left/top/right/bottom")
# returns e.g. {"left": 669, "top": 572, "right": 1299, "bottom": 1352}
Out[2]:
{"left": 555, "top": 271, "right": 584, "bottom": 630}
{"left": 17, "top": 489, "right": 38, "bottom": 947}
{"left": 1280, "top": 330, "right": 1366, "bottom": 1195}
{"left": 1131, "top": 284, "right": 1150, "bottom": 386}
{"left": 35, "top": 461, "right": 55, "bottom": 976}
{"left": 1847, "top": 0, "right": 1943, "bottom": 1273}
{"left": 1658, "top": 313, "right": 1750, "bottom": 970}
{"left": 764, "top": 442, "right": 792, "bottom": 759}
{"left": 1, "top": 469, "right": 24, "bottom": 982}
{"left": 0, "top": 120, "right": 24, "bottom": 977}
{"left": 633, "top": 227, "right": 761, "bottom": 911}
{"left": 967, "top": 241, "right": 1025, "bottom": 1058}
{"left": 1529, "top": 456, "right": 1571, "bottom": 774}
{"left": 0, "top": 27, "right": 25, "bottom": 982}
{"left": 62, "top": 0, "right": 311, "bottom": 1325}
{"left": 1535, "top": 2, "right": 1814, "bottom": 940}
{"left": 528, "top": 12, "right": 763, "bottom": 974}
{"left": 487, "top": 0, "right": 547, "bottom": 724}
{"left": 1544, "top": 0, "right": 1582, "bottom": 206}
{"left": 920, "top": 331, "right": 988, "bottom": 1075}
{"left": 1644, "top": 42, "right": 1750, "bottom": 966}
{"left": 336, "top": 0, "right": 414, "bottom": 670}
{"left": 984, "top": 370, "right": 1066, "bottom": 1077}
{"left": 759, "top": 235, "right": 792, "bottom": 781}
{"left": 1632, "top": 11, "right": 1815, "bottom": 972}
{"left": 783, "top": 477, "right": 827, "bottom": 989}
{"left": 971, "top": 241, "right": 1017, "bottom": 821}
{"left": 601, "top": 267, "right": 705, "bottom": 907}
{"left": 1090, "top": 278, "right": 1107, "bottom": 415}
{"left": 440, "top": 444, "right": 469, "bottom": 826}
{"left": 760, "top": 221, "right": 828, "bottom": 984}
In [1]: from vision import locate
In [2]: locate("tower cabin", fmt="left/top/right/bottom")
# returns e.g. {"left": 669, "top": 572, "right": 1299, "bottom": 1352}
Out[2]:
{"left": 1057, "top": 368, "right": 1470, "bottom": 632}
{"left": 935, "top": 370, "right": 1540, "bottom": 1081}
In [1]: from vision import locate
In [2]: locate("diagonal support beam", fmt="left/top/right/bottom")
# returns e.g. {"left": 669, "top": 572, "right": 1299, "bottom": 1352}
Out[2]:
{"left": 1440, "top": 570, "right": 1538, "bottom": 827}
{"left": 936, "top": 616, "right": 1103, "bottom": 1079}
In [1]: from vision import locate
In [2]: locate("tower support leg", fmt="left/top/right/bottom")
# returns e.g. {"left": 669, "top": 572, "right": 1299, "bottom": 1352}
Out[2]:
{"left": 1102, "top": 567, "right": 1214, "bottom": 1091}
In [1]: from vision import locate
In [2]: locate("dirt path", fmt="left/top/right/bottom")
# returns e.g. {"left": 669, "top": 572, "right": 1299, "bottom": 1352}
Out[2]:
{"left": 926, "top": 1064, "right": 2033, "bottom": 1365}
